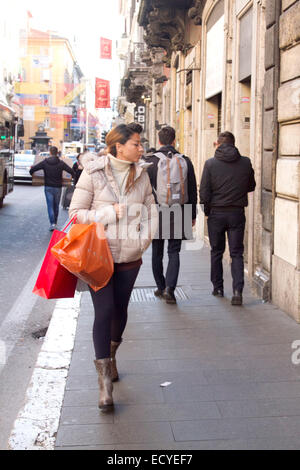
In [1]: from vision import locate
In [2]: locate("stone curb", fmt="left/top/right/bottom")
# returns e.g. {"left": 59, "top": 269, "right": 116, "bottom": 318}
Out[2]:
{"left": 8, "top": 292, "right": 82, "bottom": 450}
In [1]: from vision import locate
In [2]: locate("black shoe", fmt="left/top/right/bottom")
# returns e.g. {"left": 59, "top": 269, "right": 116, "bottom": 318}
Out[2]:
{"left": 154, "top": 288, "right": 164, "bottom": 298}
{"left": 212, "top": 288, "right": 224, "bottom": 297}
{"left": 231, "top": 291, "right": 243, "bottom": 306}
{"left": 163, "top": 287, "right": 177, "bottom": 304}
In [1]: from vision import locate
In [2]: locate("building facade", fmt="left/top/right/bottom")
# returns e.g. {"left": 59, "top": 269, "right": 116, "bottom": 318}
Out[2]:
{"left": 0, "top": 2, "right": 27, "bottom": 152}
{"left": 118, "top": 0, "right": 300, "bottom": 322}
{"left": 15, "top": 28, "right": 86, "bottom": 152}
{"left": 117, "top": 0, "right": 149, "bottom": 135}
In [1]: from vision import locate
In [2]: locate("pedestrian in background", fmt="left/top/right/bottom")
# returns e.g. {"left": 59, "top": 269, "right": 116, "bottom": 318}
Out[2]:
{"left": 200, "top": 131, "right": 256, "bottom": 306}
{"left": 142, "top": 147, "right": 156, "bottom": 161}
{"left": 69, "top": 124, "right": 158, "bottom": 410}
{"left": 72, "top": 153, "right": 83, "bottom": 186}
{"left": 61, "top": 153, "right": 83, "bottom": 210}
{"left": 146, "top": 126, "right": 197, "bottom": 304}
{"left": 30, "top": 146, "right": 74, "bottom": 231}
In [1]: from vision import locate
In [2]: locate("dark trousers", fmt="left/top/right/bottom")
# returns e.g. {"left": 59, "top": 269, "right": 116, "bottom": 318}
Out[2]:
{"left": 44, "top": 186, "right": 62, "bottom": 225}
{"left": 152, "top": 239, "right": 182, "bottom": 291}
{"left": 207, "top": 209, "right": 246, "bottom": 293}
{"left": 89, "top": 266, "right": 140, "bottom": 360}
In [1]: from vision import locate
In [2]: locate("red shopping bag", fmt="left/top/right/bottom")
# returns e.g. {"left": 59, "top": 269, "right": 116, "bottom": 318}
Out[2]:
{"left": 32, "top": 219, "right": 78, "bottom": 299}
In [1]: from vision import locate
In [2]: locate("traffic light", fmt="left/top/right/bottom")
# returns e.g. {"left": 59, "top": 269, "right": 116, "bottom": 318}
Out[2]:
{"left": 0, "top": 127, "right": 8, "bottom": 140}
{"left": 101, "top": 131, "right": 108, "bottom": 144}
{"left": 17, "top": 124, "right": 25, "bottom": 138}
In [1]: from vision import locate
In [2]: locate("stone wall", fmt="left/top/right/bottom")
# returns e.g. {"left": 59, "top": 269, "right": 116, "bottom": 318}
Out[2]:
{"left": 272, "top": 0, "right": 300, "bottom": 322}
{"left": 253, "top": 0, "right": 281, "bottom": 301}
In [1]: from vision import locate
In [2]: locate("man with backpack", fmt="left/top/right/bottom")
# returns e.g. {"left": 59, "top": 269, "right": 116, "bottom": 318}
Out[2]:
{"left": 146, "top": 126, "right": 197, "bottom": 304}
{"left": 30, "top": 146, "right": 75, "bottom": 231}
{"left": 200, "top": 131, "right": 256, "bottom": 306}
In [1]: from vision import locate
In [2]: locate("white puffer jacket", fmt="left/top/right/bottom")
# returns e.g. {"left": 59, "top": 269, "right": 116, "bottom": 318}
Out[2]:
{"left": 69, "top": 153, "right": 158, "bottom": 263}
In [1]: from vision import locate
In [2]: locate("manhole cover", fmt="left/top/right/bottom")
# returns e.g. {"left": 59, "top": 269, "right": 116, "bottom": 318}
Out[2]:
{"left": 130, "top": 287, "right": 188, "bottom": 302}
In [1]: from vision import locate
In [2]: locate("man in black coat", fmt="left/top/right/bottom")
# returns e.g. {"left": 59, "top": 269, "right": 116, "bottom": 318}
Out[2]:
{"left": 200, "top": 131, "right": 256, "bottom": 306}
{"left": 147, "top": 126, "right": 197, "bottom": 304}
{"left": 30, "top": 146, "right": 74, "bottom": 231}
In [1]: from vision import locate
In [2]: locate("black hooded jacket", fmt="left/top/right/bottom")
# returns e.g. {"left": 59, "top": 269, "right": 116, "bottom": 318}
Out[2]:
{"left": 30, "top": 156, "right": 75, "bottom": 187}
{"left": 199, "top": 144, "right": 256, "bottom": 216}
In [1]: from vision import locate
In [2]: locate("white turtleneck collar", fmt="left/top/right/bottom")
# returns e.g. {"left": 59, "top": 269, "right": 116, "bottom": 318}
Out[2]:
{"left": 108, "top": 154, "right": 133, "bottom": 170}
{"left": 108, "top": 153, "right": 133, "bottom": 195}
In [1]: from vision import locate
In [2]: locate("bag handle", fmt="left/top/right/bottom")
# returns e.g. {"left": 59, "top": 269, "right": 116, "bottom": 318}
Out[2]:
{"left": 62, "top": 215, "right": 77, "bottom": 232}
{"left": 166, "top": 158, "right": 171, "bottom": 204}
{"left": 175, "top": 157, "right": 185, "bottom": 204}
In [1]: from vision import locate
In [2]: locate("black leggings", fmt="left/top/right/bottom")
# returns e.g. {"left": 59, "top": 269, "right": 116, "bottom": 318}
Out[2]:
{"left": 89, "top": 266, "right": 140, "bottom": 359}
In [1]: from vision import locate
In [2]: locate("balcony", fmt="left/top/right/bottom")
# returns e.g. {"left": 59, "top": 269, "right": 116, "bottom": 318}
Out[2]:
{"left": 138, "top": 0, "right": 206, "bottom": 66}
{"left": 121, "top": 42, "right": 150, "bottom": 105}
{"left": 129, "top": 43, "right": 148, "bottom": 68}
{"left": 139, "top": 0, "right": 194, "bottom": 27}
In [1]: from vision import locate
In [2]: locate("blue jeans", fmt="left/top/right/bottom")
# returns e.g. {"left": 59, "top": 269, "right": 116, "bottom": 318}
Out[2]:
{"left": 44, "top": 186, "right": 62, "bottom": 225}
{"left": 152, "top": 239, "right": 182, "bottom": 290}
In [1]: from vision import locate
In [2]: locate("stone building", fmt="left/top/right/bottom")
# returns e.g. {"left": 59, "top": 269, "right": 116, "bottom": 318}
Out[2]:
{"left": 118, "top": 0, "right": 300, "bottom": 322}
{"left": 264, "top": 0, "right": 300, "bottom": 321}
{"left": 16, "top": 28, "right": 85, "bottom": 150}
{"left": 0, "top": 2, "right": 27, "bottom": 152}
{"left": 117, "top": 0, "right": 149, "bottom": 131}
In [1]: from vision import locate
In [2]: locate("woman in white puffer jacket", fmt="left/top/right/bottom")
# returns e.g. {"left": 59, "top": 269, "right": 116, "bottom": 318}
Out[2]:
{"left": 69, "top": 123, "right": 158, "bottom": 410}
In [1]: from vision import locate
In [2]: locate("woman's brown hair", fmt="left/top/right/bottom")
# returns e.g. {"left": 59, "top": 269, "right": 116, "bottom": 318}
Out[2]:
{"left": 106, "top": 124, "right": 141, "bottom": 193}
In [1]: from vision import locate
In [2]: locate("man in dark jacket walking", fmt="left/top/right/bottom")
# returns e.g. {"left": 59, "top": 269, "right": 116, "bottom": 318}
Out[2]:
{"left": 147, "top": 126, "right": 197, "bottom": 304}
{"left": 30, "top": 146, "right": 74, "bottom": 231}
{"left": 200, "top": 131, "right": 256, "bottom": 305}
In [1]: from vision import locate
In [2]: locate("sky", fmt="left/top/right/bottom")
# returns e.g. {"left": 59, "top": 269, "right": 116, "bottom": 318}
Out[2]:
{"left": 24, "top": 0, "right": 122, "bottom": 101}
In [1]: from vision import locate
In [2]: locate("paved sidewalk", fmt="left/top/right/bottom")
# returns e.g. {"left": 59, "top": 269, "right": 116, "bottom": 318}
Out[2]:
{"left": 55, "top": 243, "right": 300, "bottom": 450}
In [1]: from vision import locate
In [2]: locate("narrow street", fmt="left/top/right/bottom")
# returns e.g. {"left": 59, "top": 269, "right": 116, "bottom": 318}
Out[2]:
{"left": 0, "top": 184, "right": 69, "bottom": 449}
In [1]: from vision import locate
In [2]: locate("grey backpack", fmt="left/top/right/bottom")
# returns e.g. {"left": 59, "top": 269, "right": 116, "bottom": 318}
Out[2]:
{"left": 154, "top": 151, "right": 189, "bottom": 206}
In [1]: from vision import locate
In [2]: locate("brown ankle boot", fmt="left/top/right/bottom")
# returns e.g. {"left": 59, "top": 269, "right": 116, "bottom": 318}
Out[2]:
{"left": 94, "top": 358, "right": 114, "bottom": 410}
{"left": 110, "top": 340, "right": 122, "bottom": 382}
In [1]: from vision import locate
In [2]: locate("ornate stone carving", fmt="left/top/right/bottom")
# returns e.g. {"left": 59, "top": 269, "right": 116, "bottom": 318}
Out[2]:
{"left": 122, "top": 0, "right": 205, "bottom": 105}
{"left": 122, "top": 70, "right": 149, "bottom": 104}
{"left": 188, "top": 0, "right": 205, "bottom": 25}
{"left": 155, "top": 75, "right": 168, "bottom": 84}
{"left": 140, "top": 50, "right": 153, "bottom": 67}
{"left": 139, "top": 0, "right": 204, "bottom": 66}
{"left": 141, "top": 3, "right": 187, "bottom": 66}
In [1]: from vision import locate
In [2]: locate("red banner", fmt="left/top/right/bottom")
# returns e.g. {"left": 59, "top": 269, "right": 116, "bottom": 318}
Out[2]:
{"left": 95, "top": 78, "right": 110, "bottom": 109}
{"left": 100, "top": 38, "right": 112, "bottom": 59}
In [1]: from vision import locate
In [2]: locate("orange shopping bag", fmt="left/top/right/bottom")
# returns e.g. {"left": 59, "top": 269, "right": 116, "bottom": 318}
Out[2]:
{"left": 51, "top": 222, "right": 114, "bottom": 292}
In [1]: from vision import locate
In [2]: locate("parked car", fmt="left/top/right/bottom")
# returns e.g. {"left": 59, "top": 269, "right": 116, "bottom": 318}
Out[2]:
{"left": 0, "top": 149, "right": 14, "bottom": 207}
{"left": 84, "top": 144, "right": 96, "bottom": 153}
{"left": 14, "top": 153, "right": 35, "bottom": 183}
